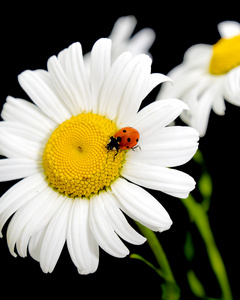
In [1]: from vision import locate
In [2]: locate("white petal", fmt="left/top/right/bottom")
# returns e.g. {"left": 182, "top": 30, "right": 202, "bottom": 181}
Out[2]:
{"left": 224, "top": 66, "right": 240, "bottom": 106}
{"left": 157, "top": 44, "right": 212, "bottom": 101}
{"left": 146, "top": 73, "right": 172, "bottom": 98}
{"left": 121, "top": 161, "right": 196, "bottom": 199}
{"left": 0, "top": 123, "right": 44, "bottom": 160}
{"left": 40, "top": 196, "right": 72, "bottom": 273}
{"left": 111, "top": 178, "right": 172, "bottom": 232}
{"left": 101, "top": 191, "right": 146, "bottom": 245}
{"left": 98, "top": 51, "right": 133, "bottom": 117}
{"left": 89, "top": 194, "right": 129, "bottom": 258}
{"left": 0, "top": 173, "right": 47, "bottom": 238}
{"left": 0, "top": 120, "right": 47, "bottom": 144}
{"left": 127, "top": 28, "right": 156, "bottom": 56}
{"left": 18, "top": 70, "right": 71, "bottom": 123}
{"left": 28, "top": 226, "right": 47, "bottom": 262}
{"left": 90, "top": 38, "right": 112, "bottom": 113}
{"left": 191, "top": 78, "right": 225, "bottom": 136}
{"left": 218, "top": 21, "right": 240, "bottom": 38}
{"left": 128, "top": 126, "right": 199, "bottom": 167}
{"left": 67, "top": 198, "right": 99, "bottom": 274}
{"left": 17, "top": 188, "right": 62, "bottom": 258}
{"left": 0, "top": 158, "right": 41, "bottom": 182}
{"left": 1, "top": 96, "right": 57, "bottom": 137}
{"left": 183, "top": 44, "right": 213, "bottom": 67}
{"left": 7, "top": 185, "right": 59, "bottom": 257}
{"left": 59, "top": 42, "right": 92, "bottom": 113}
{"left": 47, "top": 53, "right": 87, "bottom": 116}
{"left": 109, "top": 15, "right": 137, "bottom": 45}
{"left": 116, "top": 54, "right": 152, "bottom": 125}
{"left": 158, "top": 67, "right": 206, "bottom": 100}
{"left": 99, "top": 53, "right": 154, "bottom": 125}
{"left": 130, "top": 99, "right": 189, "bottom": 140}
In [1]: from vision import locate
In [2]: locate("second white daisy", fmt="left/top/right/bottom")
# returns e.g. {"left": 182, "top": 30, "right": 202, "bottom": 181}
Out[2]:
{"left": 158, "top": 21, "right": 240, "bottom": 137}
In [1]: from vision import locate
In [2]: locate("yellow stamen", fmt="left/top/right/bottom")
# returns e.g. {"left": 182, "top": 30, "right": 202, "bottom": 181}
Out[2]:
{"left": 42, "top": 113, "right": 125, "bottom": 198}
{"left": 209, "top": 34, "right": 240, "bottom": 75}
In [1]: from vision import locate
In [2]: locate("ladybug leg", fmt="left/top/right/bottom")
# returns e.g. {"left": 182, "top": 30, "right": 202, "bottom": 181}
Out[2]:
{"left": 131, "top": 145, "right": 141, "bottom": 151}
{"left": 112, "top": 145, "right": 119, "bottom": 161}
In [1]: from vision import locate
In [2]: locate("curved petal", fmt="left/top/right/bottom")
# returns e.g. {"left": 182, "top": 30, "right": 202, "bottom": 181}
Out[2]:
{"left": 127, "top": 126, "right": 199, "bottom": 167}
{"left": 121, "top": 161, "right": 195, "bottom": 199}
{"left": 7, "top": 185, "right": 59, "bottom": 258}
{"left": 1, "top": 96, "right": 57, "bottom": 137}
{"left": 111, "top": 178, "right": 172, "bottom": 232}
{"left": 90, "top": 38, "right": 112, "bottom": 113}
{"left": 130, "top": 99, "right": 189, "bottom": 141}
{"left": 0, "top": 158, "right": 41, "bottom": 182}
{"left": 18, "top": 70, "right": 71, "bottom": 123}
{"left": 0, "top": 173, "right": 47, "bottom": 237}
{"left": 145, "top": 73, "right": 172, "bottom": 99}
{"left": 67, "top": 198, "right": 99, "bottom": 275}
{"left": 39, "top": 196, "right": 72, "bottom": 273}
{"left": 89, "top": 194, "right": 129, "bottom": 258}
{"left": 102, "top": 191, "right": 146, "bottom": 245}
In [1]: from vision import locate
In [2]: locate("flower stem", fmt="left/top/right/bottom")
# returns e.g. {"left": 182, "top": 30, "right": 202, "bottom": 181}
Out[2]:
{"left": 181, "top": 195, "right": 233, "bottom": 300}
{"left": 135, "top": 221, "right": 180, "bottom": 300}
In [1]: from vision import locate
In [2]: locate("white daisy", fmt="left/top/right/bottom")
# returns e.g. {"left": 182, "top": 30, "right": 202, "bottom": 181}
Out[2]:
{"left": 0, "top": 38, "right": 199, "bottom": 275}
{"left": 158, "top": 21, "right": 240, "bottom": 137}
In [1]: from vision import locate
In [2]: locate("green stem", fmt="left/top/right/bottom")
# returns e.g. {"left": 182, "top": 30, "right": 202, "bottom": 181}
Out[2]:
{"left": 181, "top": 195, "right": 233, "bottom": 300}
{"left": 135, "top": 221, "right": 180, "bottom": 300}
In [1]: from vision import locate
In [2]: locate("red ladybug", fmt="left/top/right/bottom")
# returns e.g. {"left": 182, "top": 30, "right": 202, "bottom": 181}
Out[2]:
{"left": 107, "top": 127, "right": 140, "bottom": 155}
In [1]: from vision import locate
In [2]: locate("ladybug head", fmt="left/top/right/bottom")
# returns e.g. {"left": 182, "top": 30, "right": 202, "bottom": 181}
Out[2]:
{"left": 106, "top": 136, "right": 120, "bottom": 151}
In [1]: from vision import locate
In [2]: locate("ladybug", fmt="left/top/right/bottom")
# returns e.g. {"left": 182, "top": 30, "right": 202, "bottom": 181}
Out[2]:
{"left": 107, "top": 127, "right": 140, "bottom": 155}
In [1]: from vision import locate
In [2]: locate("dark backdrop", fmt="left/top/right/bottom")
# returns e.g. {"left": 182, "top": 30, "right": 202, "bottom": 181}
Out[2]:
{"left": 0, "top": 2, "right": 239, "bottom": 299}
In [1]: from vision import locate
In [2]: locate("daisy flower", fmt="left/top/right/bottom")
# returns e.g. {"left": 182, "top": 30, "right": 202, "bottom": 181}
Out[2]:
{"left": 158, "top": 21, "right": 240, "bottom": 137}
{"left": 0, "top": 38, "right": 199, "bottom": 275}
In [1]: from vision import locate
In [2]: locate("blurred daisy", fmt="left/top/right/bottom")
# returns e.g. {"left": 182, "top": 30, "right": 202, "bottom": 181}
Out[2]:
{"left": 158, "top": 21, "right": 240, "bottom": 136}
{"left": 84, "top": 15, "right": 155, "bottom": 73}
{"left": 0, "top": 38, "right": 198, "bottom": 275}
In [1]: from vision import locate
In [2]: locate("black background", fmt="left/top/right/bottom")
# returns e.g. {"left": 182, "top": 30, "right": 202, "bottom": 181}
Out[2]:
{"left": 0, "top": 2, "right": 239, "bottom": 299}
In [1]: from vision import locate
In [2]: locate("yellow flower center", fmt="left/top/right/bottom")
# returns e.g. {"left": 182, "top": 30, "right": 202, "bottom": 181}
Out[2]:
{"left": 209, "top": 34, "right": 240, "bottom": 75}
{"left": 42, "top": 113, "right": 125, "bottom": 198}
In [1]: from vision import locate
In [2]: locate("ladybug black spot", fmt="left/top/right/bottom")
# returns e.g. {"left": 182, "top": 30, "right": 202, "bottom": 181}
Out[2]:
{"left": 117, "top": 136, "right": 122, "bottom": 142}
{"left": 126, "top": 146, "right": 129, "bottom": 148}
{"left": 123, "top": 129, "right": 127, "bottom": 133}
{"left": 136, "top": 139, "right": 139, "bottom": 142}
{"left": 127, "top": 138, "right": 131, "bottom": 142}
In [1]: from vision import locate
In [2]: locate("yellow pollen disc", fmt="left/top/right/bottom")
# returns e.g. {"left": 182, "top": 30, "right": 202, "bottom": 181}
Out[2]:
{"left": 209, "top": 34, "right": 240, "bottom": 75}
{"left": 42, "top": 113, "right": 125, "bottom": 198}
